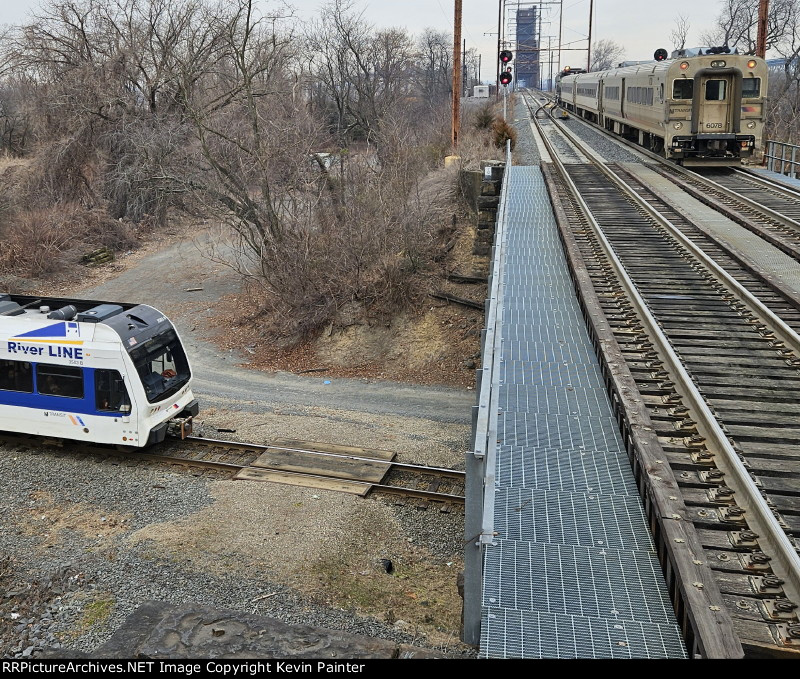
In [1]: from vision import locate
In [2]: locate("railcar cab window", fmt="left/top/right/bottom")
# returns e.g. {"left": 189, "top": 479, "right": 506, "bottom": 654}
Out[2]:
{"left": 129, "top": 329, "right": 190, "bottom": 403}
{"left": 673, "top": 79, "right": 694, "bottom": 99}
{"left": 705, "top": 80, "right": 727, "bottom": 100}
{"left": 95, "top": 369, "right": 131, "bottom": 412}
{"left": 0, "top": 360, "right": 33, "bottom": 393}
{"left": 37, "top": 364, "right": 84, "bottom": 399}
{"left": 743, "top": 78, "right": 761, "bottom": 98}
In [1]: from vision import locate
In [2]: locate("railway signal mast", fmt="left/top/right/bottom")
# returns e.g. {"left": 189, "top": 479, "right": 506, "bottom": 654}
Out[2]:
{"left": 499, "top": 51, "right": 513, "bottom": 119}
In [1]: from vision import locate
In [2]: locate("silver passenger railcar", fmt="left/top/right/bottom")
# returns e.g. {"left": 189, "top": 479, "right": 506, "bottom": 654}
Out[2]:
{"left": 556, "top": 48, "right": 767, "bottom": 165}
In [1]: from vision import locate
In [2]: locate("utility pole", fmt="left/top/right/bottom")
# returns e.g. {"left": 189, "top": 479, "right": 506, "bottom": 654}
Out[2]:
{"left": 557, "top": 0, "right": 563, "bottom": 74}
{"left": 587, "top": 0, "right": 594, "bottom": 71}
{"left": 538, "top": 4, "right": 542, "bottom": 90}
{"left": 452, "top": 0, "right": 462, "bottom": 147}
{"left": 496, "top": 0, "right": 503, "bottom": 98}
{"left": 756, "top": 0, "right": 770, "bottom": 58}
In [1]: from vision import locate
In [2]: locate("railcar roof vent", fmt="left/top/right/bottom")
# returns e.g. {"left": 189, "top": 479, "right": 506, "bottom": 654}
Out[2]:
{"left": 0, "top": 300, "right": 25, "bottom": 316}
{"left": 76, "top": 304, "right": 124, "bottom": 323}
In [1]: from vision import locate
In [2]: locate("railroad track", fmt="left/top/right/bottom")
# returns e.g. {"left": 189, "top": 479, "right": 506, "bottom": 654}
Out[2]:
{"left": 0, "top": 431, "right": 465, "bottom": 507}
{"left": 652, "top": 164, "right": 800, "bottom": 263}
{"left": 164, "top": 435, "right": 466, "bottom": 507}
{"left": 523, "top": 91, "right": 800, "bottom": 657}
{"left": 534, "top": 89, "right": 800, "bottom": 263}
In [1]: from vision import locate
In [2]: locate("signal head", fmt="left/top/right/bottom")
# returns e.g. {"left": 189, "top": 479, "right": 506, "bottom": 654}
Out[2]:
{"left": 500, "top": 50, "right": 513, "bottom": 64}
{"left": 499, "top": 71, "right": 513, "bottom": 86}
{"left": 654, "top": 48, "right": 668, "bottom": 61}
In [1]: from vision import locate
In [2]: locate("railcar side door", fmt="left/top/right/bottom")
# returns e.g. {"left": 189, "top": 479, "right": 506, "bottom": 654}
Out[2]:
{"left": 698, "top": 74, "right": 734, "bottom": 133}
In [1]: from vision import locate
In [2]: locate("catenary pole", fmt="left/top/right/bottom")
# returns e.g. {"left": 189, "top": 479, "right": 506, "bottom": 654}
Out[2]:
{"left": 587, "top": 0, "right": 594, "bottom": 71}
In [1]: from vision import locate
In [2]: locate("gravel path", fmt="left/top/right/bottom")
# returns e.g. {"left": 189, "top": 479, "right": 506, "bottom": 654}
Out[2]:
{"left": 0, "top": 228, "right": 477, "bottom": 658}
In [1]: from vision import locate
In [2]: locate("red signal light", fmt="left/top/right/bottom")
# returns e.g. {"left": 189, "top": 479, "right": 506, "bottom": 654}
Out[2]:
{"left": 500, "top": 71, "right": 513, "bottom": 86}
{"left": 500, "top": 50, "right": 513, "bottom": 64}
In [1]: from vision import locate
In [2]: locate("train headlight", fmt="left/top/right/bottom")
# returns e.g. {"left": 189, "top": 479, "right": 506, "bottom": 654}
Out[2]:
{"left": 747, "top": 60, "right": 757, "bottom": 69}
{"left": 673, "top": 122, "right": 683, "bottom": 130}
{"left": 746, "top": 121, "right": 756, "bottom": 129}
{"left": 680, "top": 61, "right": 690, "bottom": 70}
{"left": 711, "top": 60, "right": 726, "bottom": 68}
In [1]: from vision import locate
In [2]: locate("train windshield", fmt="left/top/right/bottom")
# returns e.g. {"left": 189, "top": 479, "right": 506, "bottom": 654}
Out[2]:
{"left": 672, "top": 79, "right": 693, "bottom": 99}
{"left": 128, "top": 329, "right": 190, "bottom": 403}
{"left": 743, "top": 78, "right": 761, "bottom": 98}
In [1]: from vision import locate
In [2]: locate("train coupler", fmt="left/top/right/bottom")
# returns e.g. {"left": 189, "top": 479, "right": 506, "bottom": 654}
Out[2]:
{"left": 168, "top": 415, "right": 193, "bottom": 439}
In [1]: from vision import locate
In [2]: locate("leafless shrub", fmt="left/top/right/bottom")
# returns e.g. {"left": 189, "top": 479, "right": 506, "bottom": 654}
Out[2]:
{"left": 0, "top": 204, "right": 134, "bottom": 277}
{"left": 20, "top": 125, "right": 101, "bottom": 209}
{"left": 491, "top": 118, "right": 517, "bottom": 150}
{"left": 473, "top": 102, "right": 496, "bottom": 131}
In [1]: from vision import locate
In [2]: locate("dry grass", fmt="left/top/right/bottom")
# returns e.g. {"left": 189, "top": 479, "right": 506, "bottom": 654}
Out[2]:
{"left": 0, "top": 204, "right": 136, "bottom": 278}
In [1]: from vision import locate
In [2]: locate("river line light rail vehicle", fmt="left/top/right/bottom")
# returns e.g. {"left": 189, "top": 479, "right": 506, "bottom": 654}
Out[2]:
{"left": 0, "top": 294, "right": 199, "bottom": 447}
{"left": 555, "top": 47, "right": 768, "bottom": 165}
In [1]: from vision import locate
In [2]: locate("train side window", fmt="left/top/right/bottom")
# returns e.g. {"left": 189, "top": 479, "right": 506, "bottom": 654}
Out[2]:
{"left": 743, "top": 78, "right": 761, "bottom": 98}
{"left": 36, "top": 364, "right": 84, "bottom": 399}
{"left": 95, "top": 369, "right": 131, "bottom": 412}
{"left": 0, "top": 359, "right": 33, "bottom": 393}
{"left": 705, "top": 80, "right": 727, "bottom": 100}
{"left": 673, "top": 79, "right": 693, "bottom": 99}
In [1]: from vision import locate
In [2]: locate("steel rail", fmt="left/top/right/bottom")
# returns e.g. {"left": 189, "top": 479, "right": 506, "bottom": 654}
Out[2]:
{"left": 733, "top": 166, "right": 800, "bottom": 201}
{"left": 177, "top": 434, "right": 466, "bottom": 479}
{"left": 528, "top": 91, "right": 800, "bottom": 612}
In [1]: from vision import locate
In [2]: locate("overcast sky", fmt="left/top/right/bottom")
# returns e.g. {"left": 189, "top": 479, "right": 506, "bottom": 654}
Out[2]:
{"left": 1, "top": 1, "right": 728, "bottom": 81}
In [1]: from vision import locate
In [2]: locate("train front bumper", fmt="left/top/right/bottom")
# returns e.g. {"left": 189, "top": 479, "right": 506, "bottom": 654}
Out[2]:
{"left": 670, "top": 134, "right": 756, "bottom": 159}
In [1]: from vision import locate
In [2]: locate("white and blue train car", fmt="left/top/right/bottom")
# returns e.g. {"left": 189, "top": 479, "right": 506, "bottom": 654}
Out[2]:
{"left": 0, "top": 294, "right": 199, "bottom": 447}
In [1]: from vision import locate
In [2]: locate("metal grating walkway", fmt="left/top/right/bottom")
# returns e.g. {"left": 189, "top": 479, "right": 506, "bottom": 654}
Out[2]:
{"left": 475, "top": 165, "right": 687, "bottom": 659}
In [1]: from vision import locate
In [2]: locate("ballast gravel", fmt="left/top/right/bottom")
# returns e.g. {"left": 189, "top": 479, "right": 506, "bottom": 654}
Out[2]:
{"left": 0, "top": 418, "right": 473, "bottom": 658}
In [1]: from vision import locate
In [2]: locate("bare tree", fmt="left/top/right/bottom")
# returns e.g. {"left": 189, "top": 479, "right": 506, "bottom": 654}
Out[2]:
{"left": 414, "top": 28, "right": 452, "bottom": 106}
{"left": 701, "top": 0, "right": 795, "bottom": 53}
{"left": 670, "top": 13, "right": 691, "bottom": 51}
{"left": 590, "top": 39, "right": 625, "bottom": 71}
{"left": 305, "top": 0, "right": 415, "bottom": 150}
{"left": 3, "top": 0, "right": 227, "bottom": 221}
{"left": 0, "top": 0, "right": 459, "bottom": 340}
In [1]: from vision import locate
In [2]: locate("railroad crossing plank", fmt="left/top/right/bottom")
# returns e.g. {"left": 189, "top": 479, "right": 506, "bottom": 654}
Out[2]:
{"left": 234, "top": 468, "right": 373, "bottom": 496}
{"left": 248, "top": 438, "right": 394, "bottom": 483}
{"left": 270, "top": 438, "right": 396, "bottom": 461}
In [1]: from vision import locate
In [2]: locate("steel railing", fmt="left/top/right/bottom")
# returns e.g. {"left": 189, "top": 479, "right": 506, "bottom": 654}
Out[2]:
{"left": 462, "top": 140, "right": 511, "bottom": 647}
{"left": 765, "top": 139, "right": 800, "bottom": 178}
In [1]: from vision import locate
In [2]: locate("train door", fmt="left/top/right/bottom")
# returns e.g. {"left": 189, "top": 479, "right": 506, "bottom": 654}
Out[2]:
{"left": 698, "top": 74, "right": 734, "bottom": 132}
{"left": 597, "top": 78, "right": 604, "bottom": 124}
{"left": 620, "top": 78, "right": 625, "bottom": 118}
